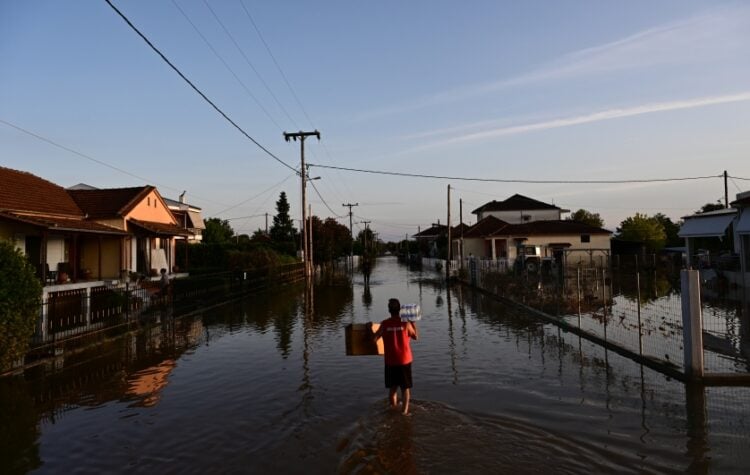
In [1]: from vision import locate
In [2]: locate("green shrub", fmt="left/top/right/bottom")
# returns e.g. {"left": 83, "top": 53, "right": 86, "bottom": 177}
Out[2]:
{"left": 0, "top": 240, "right": 42, "bottom": 370}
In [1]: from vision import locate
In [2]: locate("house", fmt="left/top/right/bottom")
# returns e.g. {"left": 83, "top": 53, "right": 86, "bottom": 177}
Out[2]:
{"left": 413, "top": 223, "right": 447, "bottom": 257}
{"left": 458, "top": 195, "right": 611, "bottom": 269}
{"left": 67, "top": 186, "right": 189, "bottom": 276}
{"left": 0, "top": 167, "right": 127, "bottom": 284}
{"left": 471, "top": 194, "right": 568, "bottom": 223}
{"left": 678, "top": 191, "right": 750, "bottom": 287}
{"left": 164, "top": 192, "right": 205, "bottom": 242}
{"left": 0, "top": 166, "right": 188, "bottom": 285}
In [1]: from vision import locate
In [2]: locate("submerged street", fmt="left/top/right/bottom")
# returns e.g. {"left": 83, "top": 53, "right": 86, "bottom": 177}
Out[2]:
{"left": 2, "top": 257, "right": 748, "bottom": 474}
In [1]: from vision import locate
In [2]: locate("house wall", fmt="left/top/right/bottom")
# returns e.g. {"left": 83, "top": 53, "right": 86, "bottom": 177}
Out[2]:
{"left": 96, "top": 217, "right": 126, "bottom": 230}
{"left": 479, "top": 209, "right": 561, "bottom": 223}
{"left": 126, "top": 190, "right": 177, "bottom": 224}
{"left": 462, "top": 238, "right": 486, "bottom": 258}
{"left": 516, "top": 233, "right": 611, "bottom": 252}
{"left": 46, "top": 235, "right": 66, "bottom": 268}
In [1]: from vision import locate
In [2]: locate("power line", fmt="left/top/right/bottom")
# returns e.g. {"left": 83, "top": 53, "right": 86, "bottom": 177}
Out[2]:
{"left": 224, "top": 213, "right": 266, "bottom": 221}
{"left": 238, "top": 0, "right": 314, "bottom": 129}
{"left": 308, "top": 163, "right": 722, "bottom": 184}
{"left": 308, "top": 179, "right": 347, "bottom": 218}
{"left": 0, "top": 118, "right": 227, "bottom": 206}
{"left": 730, "top": 175, "right": 750, "bottom": 181}
{"left": 201, "top": 0, "right": 299, "bottom": 129}
{"left": 212, "top": 172, "right": 295, "bottom": 216}
{"left": 104, "top": 0, "right": 297, "bottom": 174}
{"left": 170, "top": 0, "right": 284, "bottom": 131}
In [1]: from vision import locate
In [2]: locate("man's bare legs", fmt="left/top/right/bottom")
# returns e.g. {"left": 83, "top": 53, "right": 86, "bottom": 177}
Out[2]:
{"left": 389, "top": 387, "right": 398, "bottom": 408}
{"left": 402, "top": 388, "right": 411, "bottom": 415}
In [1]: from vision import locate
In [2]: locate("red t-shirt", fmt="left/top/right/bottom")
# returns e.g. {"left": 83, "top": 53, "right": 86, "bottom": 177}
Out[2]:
{"left": 380, "top": 317, "right": 413, "bottom": 366}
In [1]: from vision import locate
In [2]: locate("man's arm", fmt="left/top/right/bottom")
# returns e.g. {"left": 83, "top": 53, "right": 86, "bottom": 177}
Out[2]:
{"left": 369, "top": 322, "right": 384, "bottom": 342}
{"left": 408, "top": 322, "right": 418, "bottom": 340}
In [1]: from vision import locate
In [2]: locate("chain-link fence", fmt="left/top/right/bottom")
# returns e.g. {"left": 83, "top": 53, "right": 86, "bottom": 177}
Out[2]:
{"left": 461, "top": 259, "right": 750, "bottom": 381}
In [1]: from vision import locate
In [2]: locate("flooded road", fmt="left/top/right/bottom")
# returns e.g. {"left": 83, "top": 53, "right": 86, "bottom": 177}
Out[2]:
{"left": 2, "top": 257, "right": 748, "bottom": 473}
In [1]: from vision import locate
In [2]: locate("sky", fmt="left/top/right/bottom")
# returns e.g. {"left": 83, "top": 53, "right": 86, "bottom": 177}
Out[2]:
{"left": 2, "top": 0, "right": 750, "bottom": 241}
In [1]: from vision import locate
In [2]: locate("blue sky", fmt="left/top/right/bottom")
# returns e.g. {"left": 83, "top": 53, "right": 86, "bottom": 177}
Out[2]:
{"left": 2, "top": 1, "right": 750, "bottom": 240}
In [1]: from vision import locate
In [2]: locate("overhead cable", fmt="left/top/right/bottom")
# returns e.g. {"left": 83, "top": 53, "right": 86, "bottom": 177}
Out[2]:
{"left": 309, "top": 163, "right": 722, "bottom": 184}
{"left": 0, "top": 118, "right": 226, "bottom": 206}
{"left": 308, "top": 179, "right": 348, "bottom": 218}
{"left": 171, "top": 0, "right": 284, "bottom": 131}
{"left": 104, "top": 0, "right": 298, "bottom": 174}
{"left": 212, "top": 172, "right": 296, "bottom": 216}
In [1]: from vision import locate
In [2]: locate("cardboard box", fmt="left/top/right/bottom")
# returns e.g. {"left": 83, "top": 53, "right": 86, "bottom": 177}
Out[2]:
{"left": 345, "top": 323, "right": 384, "bottom": 356}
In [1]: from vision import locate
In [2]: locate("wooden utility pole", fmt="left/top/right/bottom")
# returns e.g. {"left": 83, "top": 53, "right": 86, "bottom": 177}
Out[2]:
{"left": 361, "top": 220, "right": 371, "bottom": 253}
{"left": 308, "top": 204, "right": 314, "bottom": 277}
{"left": 724, "top": 170, "right": 729, "bottom": 208}
{"left": 284, "top": 130, "right": 320, "bottom": 279}
{"left": 265, "top": 212, "right": 269, "bottom": 234}
{"left": 459, "top": 198, "right": 464, "bottom": 269}
{"left": 342, "top": 202, "right": 359, "bottom": 270}
{"left": 446, "top": 184, "right": 451, "bottom": 282}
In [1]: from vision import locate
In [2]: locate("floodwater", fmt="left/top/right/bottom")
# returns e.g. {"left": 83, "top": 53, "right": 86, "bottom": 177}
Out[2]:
{"left": 2, "top": 257, "right": 749, "bottom": 474}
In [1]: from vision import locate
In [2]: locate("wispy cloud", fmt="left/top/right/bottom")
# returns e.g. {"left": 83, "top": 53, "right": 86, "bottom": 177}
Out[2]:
{"left": 357, "top": 5, "right": 750, "bottom": 122}
{"left": 417, "top": 91, "right": 750, "bottom": 148}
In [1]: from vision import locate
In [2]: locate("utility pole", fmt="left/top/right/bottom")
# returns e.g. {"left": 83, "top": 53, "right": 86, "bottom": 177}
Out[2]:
{"left": 361, "top": 220, "right": 371, "bottom": 254}
{"left": 284, "top": 130, "right": 320, "bottom": 279}
{"left": 342, "top": 202, "right": 359, "bottom": 270}
{"left": 724, "top": 170, "right": 729, "bottom": 208}
{"left": 308, "top": 204, "right": 314, "bottom": 278}
{"left": 459, "top": 198, "right": 464, "bottom": 270}
{"left": 446, "top": 184, "right": 451, "bottom": 282}
{"left": 265, "top": 212, "right": 269, "bottom": 235}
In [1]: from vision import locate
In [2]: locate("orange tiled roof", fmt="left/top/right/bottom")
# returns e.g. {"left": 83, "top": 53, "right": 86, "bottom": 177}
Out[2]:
{"left": 0, "top": 166, "right": 83, "bottom": 217}
{"left": 68, "top": 186, "right": 154, "bottom": 218}
{"left": 0, "top": 210, "right": 127, "bottom": 234}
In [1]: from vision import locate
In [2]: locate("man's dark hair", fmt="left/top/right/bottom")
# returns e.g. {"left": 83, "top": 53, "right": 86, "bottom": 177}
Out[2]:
{"left": 388, "top": 298, "right": 401, "bottom": 315}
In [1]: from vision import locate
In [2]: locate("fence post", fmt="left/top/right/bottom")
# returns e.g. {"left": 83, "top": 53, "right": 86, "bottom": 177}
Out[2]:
{"left": 576, "top": 266, "right": 581, "bottom": 327}
{"left": 681, "top": 269, "right": 704, "bottom": 379}
{"left": 602, "top": 268, "right": 607, "bottom": 342}
{"left": 41, "top": 288, "right": 49, "bottom": 342}
{"left": 636, "top": 272, "right": 643, "bottom": 355}
{"left": 84, "top": 286, "right": 91, "bottom": 326}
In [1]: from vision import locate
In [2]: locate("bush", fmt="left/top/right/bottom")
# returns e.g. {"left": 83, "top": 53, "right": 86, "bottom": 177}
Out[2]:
{"left": 0, "top": 240, "right": 42, "bottom": 370}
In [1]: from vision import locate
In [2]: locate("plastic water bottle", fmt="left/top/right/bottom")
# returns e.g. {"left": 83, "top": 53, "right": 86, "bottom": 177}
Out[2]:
{"left": 399, "top": 303, "right": 422, "bottom": 322}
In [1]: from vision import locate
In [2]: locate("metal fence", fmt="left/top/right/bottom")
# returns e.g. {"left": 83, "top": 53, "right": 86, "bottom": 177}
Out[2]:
{"left": 29, "top": 263, "right": 306, "bottom": 355}
{"left": 461, "top": 260, "right": 750, "bottom": 382}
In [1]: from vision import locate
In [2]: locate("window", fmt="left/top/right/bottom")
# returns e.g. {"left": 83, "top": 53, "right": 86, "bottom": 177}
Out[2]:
{"left": 147, "top": 197, "right": 151, "bottom": 206}
{"left": 581, "top": 234, "right": 591, "bottom": 243}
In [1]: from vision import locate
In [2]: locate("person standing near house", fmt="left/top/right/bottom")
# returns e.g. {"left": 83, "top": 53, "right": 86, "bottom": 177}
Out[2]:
{"left": 159, "top": 268, "right": 170, "bottom": 299}
{"left": 371, "top": 298, "right": 418, "bottom": 415}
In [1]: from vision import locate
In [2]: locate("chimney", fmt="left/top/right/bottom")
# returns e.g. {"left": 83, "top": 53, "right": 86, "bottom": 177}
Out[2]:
{"left": 179, "top": 190, "right": 186, "bottom": 204}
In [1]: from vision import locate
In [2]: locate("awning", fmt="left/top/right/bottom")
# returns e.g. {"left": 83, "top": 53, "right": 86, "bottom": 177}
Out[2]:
{"left": 678, "top": 213, "right": 735, "bottom": 238}
{"left": 129, "top": 219, "right": 191, "bottom": 236}
{"left": 736, "top": 210, "right": 750, "bottom": 234}
{"left": 187, "top": 210, "right": 205, "bottom": 229}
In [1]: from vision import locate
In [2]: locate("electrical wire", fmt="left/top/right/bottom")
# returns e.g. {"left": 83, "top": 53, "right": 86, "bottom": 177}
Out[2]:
{"left": 0, "top": 118, "right": 228, "bottom": 206}
{"left": 730, "top": 175, "right": 750, "bottom": 181}
{"left": 171, "top": 0, "right": 284, "bottom": 131}
{"left": 212, "top": 172, "right": 296, "bottom": 216}
{"left": 201, "top": 0, "right": 299, "bottom": 129}
{"left": 238, "top": 0, "right": 314, "bottom": 130}
{"left": 308, "top": 163, "right": 722, "bottom": 184}
{"left": 308, "top": 179, "right": 348, "bottom": 218}
{"left": 104, "top": 0, "right": 298, "bottom": 174}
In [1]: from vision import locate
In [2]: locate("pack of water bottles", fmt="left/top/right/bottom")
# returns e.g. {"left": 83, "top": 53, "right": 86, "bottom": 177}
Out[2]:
{"left": 399, "top": 303, "right": 422, "bottom": 322}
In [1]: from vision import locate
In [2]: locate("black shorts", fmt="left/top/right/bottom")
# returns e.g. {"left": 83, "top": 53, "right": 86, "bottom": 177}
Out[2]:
{"left": 384, "top": 363, "right": 413, "bottom": 389}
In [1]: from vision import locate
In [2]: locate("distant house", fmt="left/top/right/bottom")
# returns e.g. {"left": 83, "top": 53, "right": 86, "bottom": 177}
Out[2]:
{"left": 164, "top": 192, "right": 206, "bottom": 242}
{"left": 0, "top": 166, "right": 189, "bottom": 285}
{"left": 471, "top": 194, "right": 568, "bottom": 223}
{"left": 457, "top": 195, "right": 611, "bottom": 269}
{"left": 413, "top": 223, "right": 447, "bottom": 257}
{"left": 678, "top": 190, "right": 750, "bottom": 286}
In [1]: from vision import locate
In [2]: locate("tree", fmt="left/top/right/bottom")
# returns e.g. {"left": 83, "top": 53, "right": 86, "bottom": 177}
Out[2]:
{"left": 311, "top": 216, "right": 351, "bottom": 263}
{"left": 269, "top": 191, "right": 297, "bottom": 256}
{"left": 617, "top": 213, "right": 666, "bottom": 251}
{"left": 568, "top": 209, "right": 604, "bottom": 228}
{"left": 0, "top": 240, "right": 42, "bottom": 370}
{"left": 697, "top": 201, "right": 725, "bottom": 213}
{"left": 653, "top": 213, "right": 682, "bottom": 247}
{"left": 203, "top": 218, "right": 234, "bottom": 244}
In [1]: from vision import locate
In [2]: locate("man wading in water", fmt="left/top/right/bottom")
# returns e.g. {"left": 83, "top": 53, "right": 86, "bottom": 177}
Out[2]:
{"left": 371, "top": 298, "right": 418, "bottom": 415}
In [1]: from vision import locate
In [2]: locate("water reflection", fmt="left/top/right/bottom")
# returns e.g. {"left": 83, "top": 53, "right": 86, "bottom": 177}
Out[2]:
{"left": 1, "top": 258, "right": 748, "bottom": 473}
